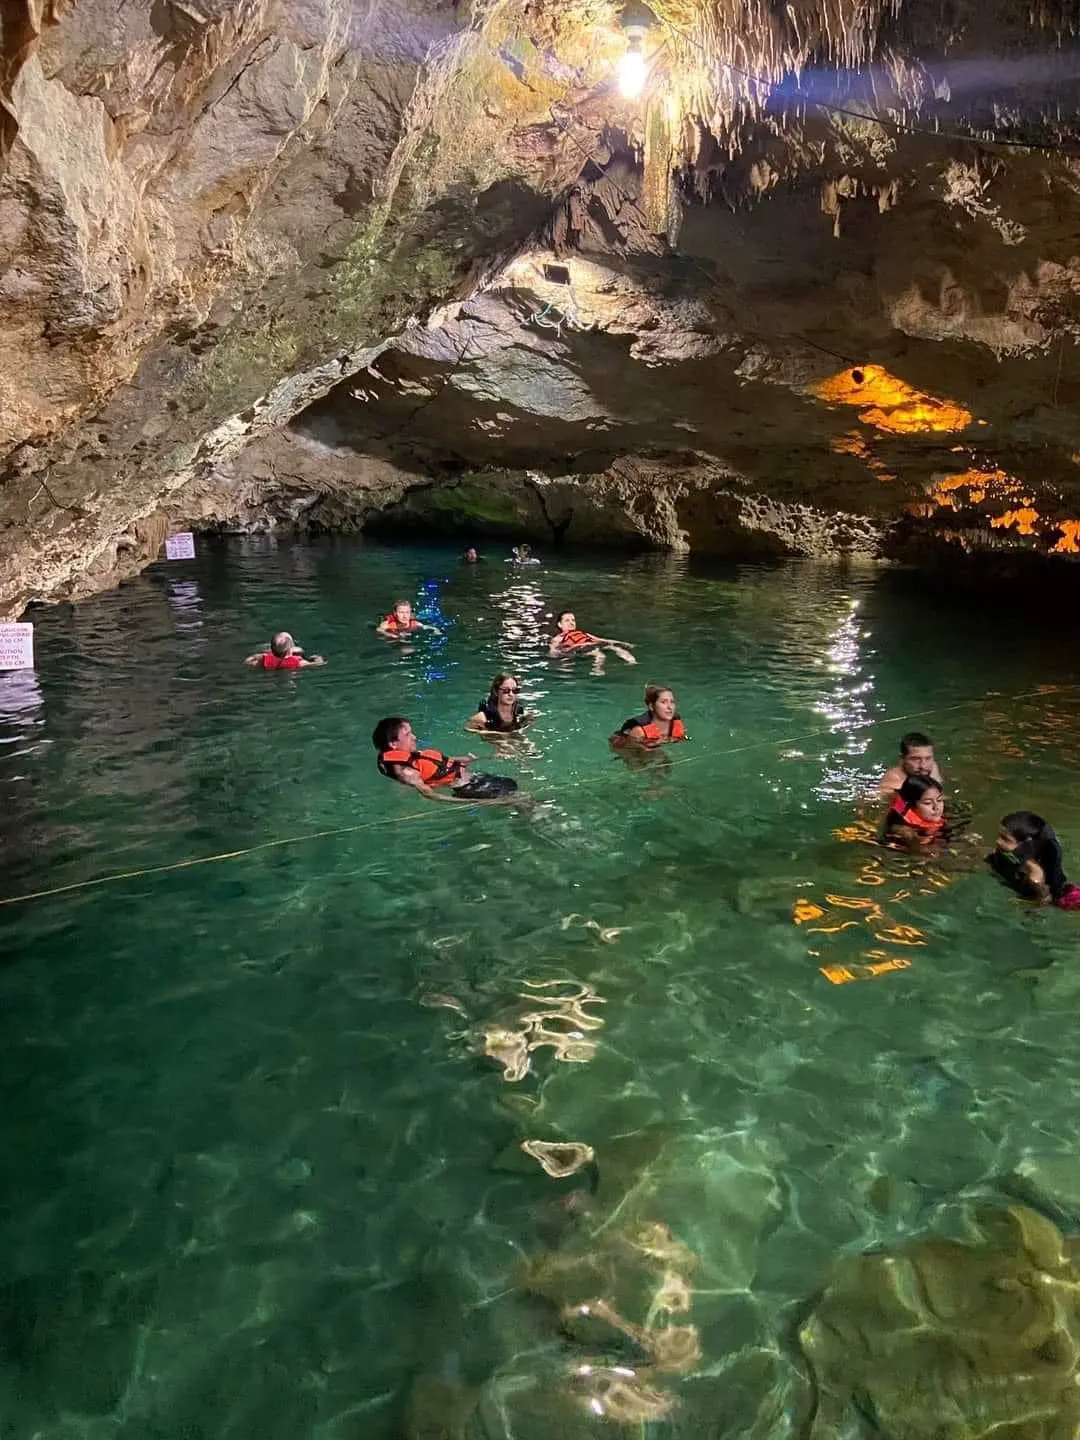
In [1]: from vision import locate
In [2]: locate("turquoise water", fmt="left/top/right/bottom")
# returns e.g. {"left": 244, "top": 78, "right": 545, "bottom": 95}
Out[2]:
{"left": 3, "top": 538, "right": 1080, "bottom": 1438}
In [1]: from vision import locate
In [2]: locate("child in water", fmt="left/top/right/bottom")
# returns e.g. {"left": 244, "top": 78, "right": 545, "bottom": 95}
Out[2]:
{"left": 881, "top": 774, "right": 947, "bottom": 848}
{"left": 989, "top": 813, "right": 1080, "bottom": 909}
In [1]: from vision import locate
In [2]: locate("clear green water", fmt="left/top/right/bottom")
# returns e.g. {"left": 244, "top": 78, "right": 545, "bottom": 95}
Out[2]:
{"left": 3, "top": 539, "right": 1080, "bottom": 1439}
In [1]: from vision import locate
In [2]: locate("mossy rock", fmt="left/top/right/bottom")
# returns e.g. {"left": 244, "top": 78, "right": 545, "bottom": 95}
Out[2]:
{"left": 800, "top": 1204, "right": 1080, "bottom": 1439}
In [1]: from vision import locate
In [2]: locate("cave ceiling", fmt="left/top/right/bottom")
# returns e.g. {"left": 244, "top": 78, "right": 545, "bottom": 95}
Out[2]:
{"left": 1, "top": 0, "right": 1080, "bottom": 612}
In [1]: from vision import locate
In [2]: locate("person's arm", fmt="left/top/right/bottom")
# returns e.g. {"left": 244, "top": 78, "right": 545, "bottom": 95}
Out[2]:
{"left": 244, "top": 654, "right": 262, "bottom": 667}
{"left": 878, "top": 766, "right": 902, "bottom": 798}
{"left": 1024, "top": 859, "right": 1051, "bottom": 901}
{"left": 449, "top": 753, "right": 478, "bottom": 767}
{"left": 298, "top": 655, "right": 326, "bottom": 667}
{"left": 932, "top": 760, "right": 944, "bottom": 783}
{"left": 548, "top": 635, "right": 564, "bottom": 656}
{"left": 465, "top": 712, "right": 489, "bottom": 733}
{"left": 376, "top": 619, "right": 395, "bottom": 636}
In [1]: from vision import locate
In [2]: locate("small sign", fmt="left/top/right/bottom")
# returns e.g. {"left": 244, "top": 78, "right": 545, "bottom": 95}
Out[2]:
{"left": 165, "top": 532, "right": 196, "bottom": 561}
{"left": 0, "top": 622, "right": 34, "bottom": 671}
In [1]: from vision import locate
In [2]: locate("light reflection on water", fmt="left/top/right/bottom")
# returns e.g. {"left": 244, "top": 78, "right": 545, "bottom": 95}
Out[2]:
{"left": 1, "top": 542, "right": 1080, "bottom": 1438}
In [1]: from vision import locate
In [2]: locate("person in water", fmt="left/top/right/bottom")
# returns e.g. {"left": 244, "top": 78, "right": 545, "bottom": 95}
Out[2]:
{"left": 879, "top": 731, "right": 943, "bottom": 798}
{"left": 462, "top": 547, "right": 480, "bottom": 564}
{"left": 548, "top": 610, "right": 636, "bottom": 669}
{"left": 373, "top": 717, "right": 518, "bottom": 802}
{"left": 510, "top": 543, "right": 540, "bottom": 565}
{"left": 612, "top": 685, "right": 687, "bottom": 748}
{"left": 989, "top": 812, "right": 1080, "bottom": 908}
{"left": 376, "top": 601, "right": 440, "bottom": 640}
{"left": 245, "top": 632, "right": 326, "bottom": 670}
{"left": 466, "top": 674, "right": 532, "bottom": 735}
{"left": 882, "top": 774, "right": 947, "bottom": 848}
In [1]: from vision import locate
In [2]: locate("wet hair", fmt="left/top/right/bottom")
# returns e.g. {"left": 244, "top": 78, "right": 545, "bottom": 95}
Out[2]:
{"left": 487, "top": 674, "right": 516, "bottom": 705}
{"left": 644, "top": 684, "right": 673, "bottom": 711}
{"left": 392, "top": 599, "right": 411, "bottom": 613}
{"left": 270, "top": 631, "right": 292, "bottom": 658}
{"left": 897, "top": 774, "right": 942, "bottom": 809}
{"left": 1000, "top": 811, "right": 1070, "bottom": 899}
{"left": 900, "top": 731, "right": 933, "bottom": 755}
{"left": 372, "top": 716, "right": 408, "bottom": 752}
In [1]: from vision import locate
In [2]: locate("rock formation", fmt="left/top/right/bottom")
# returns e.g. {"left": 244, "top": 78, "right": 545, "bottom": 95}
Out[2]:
{"left": 2, "top": 0, "right": 1080, "bottom": 614}
{"left": 800, "top": 1203, "right": 1080, "bottom": 1439}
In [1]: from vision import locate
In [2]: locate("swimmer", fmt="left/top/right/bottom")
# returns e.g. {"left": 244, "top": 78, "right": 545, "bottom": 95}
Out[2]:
{"left": 878, "top": 731, "right": 943, "bottom": 798}
{"left": 509, "top": 543, "right": 541, "bottom": 565}
{"left": 376, "top": 601, "right": 440, "bottom": 640}
{"left": 372, "top": 716, "right": 519, "bottom": 802}
{"left": 988, "top": 812, "right": 1080, "bottom": 908}
{"left": 611, "top": 684, "right": 687, "bottom": 748}
{"left": 548, "top": 610, "right": 636, "bottom": 672}
{"left": 881, "top": 774, "right": 947, "bottom": 848}
{"left": 466, "top": 674, "right": 533, "bottom": 735}
{"left": 245, "top": 632, "right": 326, "bottom": 670}
{"left": 462, "top": 547, "right": 481, "bottom": 564}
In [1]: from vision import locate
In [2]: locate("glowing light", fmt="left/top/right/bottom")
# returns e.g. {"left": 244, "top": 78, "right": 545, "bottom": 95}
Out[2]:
{"left": 1052, "top": 520, "right": 1080, "bottom": 554}
{"left": 617, "top": 34, "right": 646, "bottom": 97}
{"left": 812, "top": 364, "right": 973, "bottom": 435}
{"left": 990, "top": 508, "right": 1039, "bottom": 535}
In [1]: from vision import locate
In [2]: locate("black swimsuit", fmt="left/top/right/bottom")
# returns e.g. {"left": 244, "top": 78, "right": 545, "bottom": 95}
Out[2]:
{"left": 479, "top": 699, "right": 524, "bottom": 733}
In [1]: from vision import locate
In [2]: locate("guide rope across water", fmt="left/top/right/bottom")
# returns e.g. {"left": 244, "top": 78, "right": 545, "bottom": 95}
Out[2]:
{"left": 1, "top": 682, "right": 1077, "bottom": 909}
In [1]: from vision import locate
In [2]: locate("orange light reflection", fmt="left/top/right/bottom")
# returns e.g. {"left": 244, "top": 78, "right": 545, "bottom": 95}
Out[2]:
{"left": 813, "top": 364, "right": 974, "bottom": 435}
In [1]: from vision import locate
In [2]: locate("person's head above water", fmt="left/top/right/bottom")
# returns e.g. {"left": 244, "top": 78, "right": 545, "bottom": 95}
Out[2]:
{"left": 643, "top": 684, "right": 676, "bottom": 721}
{"left": 515, "top": 543, "right": 531, "bottom": 559}
{"left": 487, "top": 674, "right": 520, "bottom": 706}
{"left": 372, "top": 716, "right": 416, "bottom": 754}
{"left": 270, "top": 631, "right": 294, "bottom": 658}
{"left": 995, "top": 811, "right": 1080, "bottom": 906}
{"left": 391, "top": 601, "right": 414, "bottom": 624}
{"left": 557, "top": 610, "right": 577, "bottom": 631}
{"left": 464, "top": 547, "right": 478, "bottom": 563}
{"left": 899, "top": 731, "right": 935, "bottom": 776}
{"left": 897, "top": 773, "right": 944, "bottom": 824}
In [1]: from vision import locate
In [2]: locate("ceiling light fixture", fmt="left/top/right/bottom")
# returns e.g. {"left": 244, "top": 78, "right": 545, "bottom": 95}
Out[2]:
{"left": 617, "top": 1, "right": 655, "bottom": 99}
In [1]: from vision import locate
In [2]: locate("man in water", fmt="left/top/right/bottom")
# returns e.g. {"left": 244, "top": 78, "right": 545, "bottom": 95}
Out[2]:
{"left": 373, "top": 717, "right": 519, "bottom": 802}
{"left": 462, "top": 547, "right": 481, "bottom": 564}
{"left": 245, "top": 632, "right": 326, "bottom": 670}
{"left": 376, "top": 601, "right": 440, "bottom": 640}
{"left": 510, "top": 544, "right": 540, "bottom": 565}
{"left": 878, "top": 730, "right": 943, "bottom": 798}
{"left": 548, "top": 610, "right": 636, "bottom": 671}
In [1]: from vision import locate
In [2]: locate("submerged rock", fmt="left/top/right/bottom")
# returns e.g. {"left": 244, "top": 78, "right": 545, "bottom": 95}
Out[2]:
{"left": 800, "top": 1203, "right": 1080, "bottom": 1439}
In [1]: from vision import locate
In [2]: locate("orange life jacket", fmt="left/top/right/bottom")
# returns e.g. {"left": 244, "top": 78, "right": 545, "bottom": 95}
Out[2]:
{"left": 558, "top": 628, "right": 595, "bottom": 649}
{"left": 378, "top": 747, "right": 461, "bottom": 788}
{"left": 262, "top": 652, "right": 303, "bottom": 670}
{"left": 384, "top": 613, "right": 421, "bottom": 633}
{"left": 621, "top": 711, "right": 686, "bottom": 745}
{"left": 889, "top": 795, "right": 943, "bottom": 835}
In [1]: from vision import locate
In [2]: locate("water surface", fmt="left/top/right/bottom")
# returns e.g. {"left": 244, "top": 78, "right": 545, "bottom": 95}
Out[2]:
{"left": 2, "top": 538, "right": 1080, "bottom": 1438}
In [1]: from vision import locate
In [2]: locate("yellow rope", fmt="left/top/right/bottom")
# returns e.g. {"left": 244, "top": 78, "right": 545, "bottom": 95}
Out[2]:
{"left": 1, "top": 683, "right": 1075, "bottom": 908}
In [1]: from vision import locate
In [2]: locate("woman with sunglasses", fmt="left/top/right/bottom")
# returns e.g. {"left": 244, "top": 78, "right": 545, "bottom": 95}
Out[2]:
{"left": 466, "top": 674, "right": 532, "bottom": 735}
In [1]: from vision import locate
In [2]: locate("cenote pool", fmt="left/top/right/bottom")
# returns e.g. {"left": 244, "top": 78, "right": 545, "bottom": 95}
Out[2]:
{"left": 3, "top": 537, "right": 1080, "bottom": 1439}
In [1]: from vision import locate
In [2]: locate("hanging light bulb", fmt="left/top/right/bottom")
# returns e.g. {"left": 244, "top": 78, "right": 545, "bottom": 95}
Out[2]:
{"left": 617, "top": 27, "right": 647, "bottom": 98}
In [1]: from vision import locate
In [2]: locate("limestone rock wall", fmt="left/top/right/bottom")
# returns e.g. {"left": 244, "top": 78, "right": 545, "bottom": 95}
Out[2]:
{"left": 1, "top": 0, "right": 1080, "bottom": 613}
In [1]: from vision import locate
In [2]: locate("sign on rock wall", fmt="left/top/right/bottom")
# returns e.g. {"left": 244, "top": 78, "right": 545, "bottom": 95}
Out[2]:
{"left": 0, "top": 623, "right": 34, "bottom": 670}
{"left": 165, "top": 532, "right": 196, "bottom": 561}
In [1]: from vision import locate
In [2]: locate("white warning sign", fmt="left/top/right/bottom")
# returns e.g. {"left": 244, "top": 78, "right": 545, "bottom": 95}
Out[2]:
{"left": 165, "top": 532, "right": 196, "bottom": 561}
{"left": 0, "top": 622, "right": 34, "bottom": 670}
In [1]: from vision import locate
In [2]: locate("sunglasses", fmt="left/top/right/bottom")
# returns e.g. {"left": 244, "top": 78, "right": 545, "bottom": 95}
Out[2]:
{"left": 499, "top": 685, "right": 519, "bottom": 694}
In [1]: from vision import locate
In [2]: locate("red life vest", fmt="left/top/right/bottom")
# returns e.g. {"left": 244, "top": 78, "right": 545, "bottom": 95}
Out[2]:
{"left": 262, "top": 652, "right": 303, "bottom": 670}
{"left": 889, "top": 795, "right": 943, "bottom": 835}
{"left": 384, "top": 613, "right": 421, "bottom": 634}
{"left": 558, "top": 628, "right": 595, "bottom": 649}
{"left": 378, "top": 747, "right": 461, "bottom": 788}
{"left": 620, "top": 711, "right": 686, "bottom": 745}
